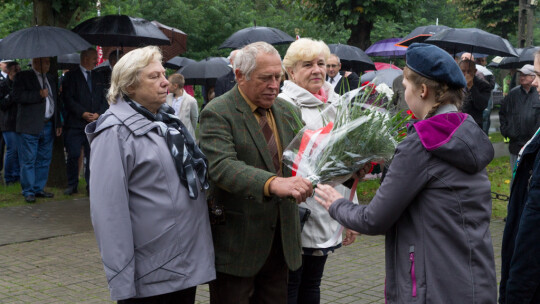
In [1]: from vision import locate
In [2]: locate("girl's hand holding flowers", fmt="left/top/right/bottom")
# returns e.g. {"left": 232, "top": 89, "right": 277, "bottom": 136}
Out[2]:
{"left": 314, "top": 184, "right": 344, "bottom": 211}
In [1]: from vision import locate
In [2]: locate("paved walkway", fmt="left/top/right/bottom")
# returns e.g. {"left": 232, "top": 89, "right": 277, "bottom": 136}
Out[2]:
{"left": 0, "top": 198, "right": 504, "bottom": 303}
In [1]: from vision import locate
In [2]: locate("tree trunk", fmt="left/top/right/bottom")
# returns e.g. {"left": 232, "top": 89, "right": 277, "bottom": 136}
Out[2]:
{"left": 33, "top": 0, "right": 55, "bottom": 26}
{"left": 518, "top": 0, "right": 528, "bottom": 48}
{"left": 526, "top": 4, "right": 535, "bottom": 47}
{"left": 346, "top": 17, "right": 374, "bottom": 51}
{"left": 33, "top": 0, "right": 68, "bottom": 188}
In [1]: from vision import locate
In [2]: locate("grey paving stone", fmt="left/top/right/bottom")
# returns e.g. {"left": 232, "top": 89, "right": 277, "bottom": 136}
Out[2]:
{"left": 0, "top": 198, "right": 505, "bottom": 303}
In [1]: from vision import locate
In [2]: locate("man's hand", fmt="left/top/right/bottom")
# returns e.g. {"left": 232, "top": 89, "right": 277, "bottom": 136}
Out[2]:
{"left": 88, "top": 113, "right": 100, "bottom": 122}
{"left": 269, "top": 176, "right": 313, "bottom": 203}
{"left": 39, "top": 88, "right": 48, "bottom": 98}
{"left": 82, "top": 112, "right": 94, "bottom": 122}
{"left": 314, "top": 184, "right": 344, "bottom": 211}
{"left": 56, "top": 128, "right": 62, "bottom": 137}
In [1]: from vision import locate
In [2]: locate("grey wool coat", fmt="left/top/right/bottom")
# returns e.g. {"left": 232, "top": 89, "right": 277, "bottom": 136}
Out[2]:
{"left": 329, "top": 108, "right": 497, "bottom": 303}
{"left": 86, "top": 98, "right": 215, "bottom": 301}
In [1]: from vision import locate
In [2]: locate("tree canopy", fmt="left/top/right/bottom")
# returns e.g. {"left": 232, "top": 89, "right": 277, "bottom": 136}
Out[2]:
{"left": 0, "top": 0, "right": 534, "bottom": 60}
{"left": 454, "top": 0, "right": 518, "bottom": 39}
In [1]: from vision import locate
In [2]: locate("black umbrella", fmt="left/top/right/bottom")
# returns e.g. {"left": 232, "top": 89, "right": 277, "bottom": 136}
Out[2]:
{"left": 72, "top": 15, "right": 170, "bottom": 47}
{"left": 164, "top": 56, "right": 196, "bottom": 70}
{"left": 395, "top": 25, "right": 451, "bottom": 47}
{"left": 328, "top": 44, "right": 375, "bottom": 74}
{"left": 497, "top": 46, "right": 540, "bottom": 69}
{"left": 219, "top": 26, "right": 294, "bottom": 49}
{"left": 57, "top": 52, "right": 80, "bottom": 70}
{"left": 0, "top": 25, "right": 91, "bottom": 59}
{"left": 424, "top": 28, "right": 518, "bottom": 57}
{"left": 178, "top": 57, "right": 229, "bottom": 86}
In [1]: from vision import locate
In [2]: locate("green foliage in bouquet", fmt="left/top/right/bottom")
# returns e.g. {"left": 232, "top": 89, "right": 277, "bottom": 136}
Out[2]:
{"left": 284, "top": 83, "right": 411, "bottom": 186}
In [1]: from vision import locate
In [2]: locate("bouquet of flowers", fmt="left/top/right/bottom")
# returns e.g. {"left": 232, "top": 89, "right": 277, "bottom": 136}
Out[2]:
{"left": 283, "top": 82, "right": 410, "bottom": 186}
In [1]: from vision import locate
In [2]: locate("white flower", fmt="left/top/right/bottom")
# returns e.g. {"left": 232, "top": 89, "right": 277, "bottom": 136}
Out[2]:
{"left": 375, "top": 83, "right": 394, "bottom": 101}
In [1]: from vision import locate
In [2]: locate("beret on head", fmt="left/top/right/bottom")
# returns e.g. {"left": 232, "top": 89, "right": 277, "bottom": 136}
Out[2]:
{"left": 406, "top": 43, "right": 466, "bottom": 89}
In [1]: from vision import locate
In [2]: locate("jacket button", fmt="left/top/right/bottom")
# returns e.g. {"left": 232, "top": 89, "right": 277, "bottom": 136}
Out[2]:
{"left": 270, "top": 224, "right": 276, "bottom": 230}
{"left": 247, "top": 195, "right": 255, "bottom": 200}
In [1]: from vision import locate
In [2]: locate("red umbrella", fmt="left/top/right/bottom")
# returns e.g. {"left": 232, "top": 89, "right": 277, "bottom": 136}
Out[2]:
{"left": 374, "top": 62, "right": 401, "bottom": 71}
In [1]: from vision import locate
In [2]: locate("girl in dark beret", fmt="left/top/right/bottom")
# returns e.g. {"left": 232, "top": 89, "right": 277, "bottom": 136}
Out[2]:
{"left": 314, "top": 43, "right": 497, "bottom": 303}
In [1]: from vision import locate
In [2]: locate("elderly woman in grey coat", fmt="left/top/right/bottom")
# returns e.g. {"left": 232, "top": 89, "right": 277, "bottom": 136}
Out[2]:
{"left": 315, "top": 43, "right": 497, "bottom": 303}
{"left": 85, "top": 46, "right": 215, "bottom": 303}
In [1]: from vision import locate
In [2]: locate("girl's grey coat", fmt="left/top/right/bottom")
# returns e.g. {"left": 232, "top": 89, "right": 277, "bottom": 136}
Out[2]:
{"left": 86, "top": 99, "right": 215, "bottom": 301}
{"left": 329, "top": 109, "right": 497, "bottom": 303}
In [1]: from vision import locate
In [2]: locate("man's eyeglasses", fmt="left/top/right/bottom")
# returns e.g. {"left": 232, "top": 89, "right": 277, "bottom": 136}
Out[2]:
{"left": 326, "top": 64, "right": 339, "bottom": 68}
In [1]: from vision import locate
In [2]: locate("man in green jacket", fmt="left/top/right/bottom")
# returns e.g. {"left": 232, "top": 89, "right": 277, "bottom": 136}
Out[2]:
{"left": 199, "top": 42, "right": 313, "bottom": 303}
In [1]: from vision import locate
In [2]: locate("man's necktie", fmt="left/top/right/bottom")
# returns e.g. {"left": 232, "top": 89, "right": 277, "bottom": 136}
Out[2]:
{"left": 256, "top": 107, "right": 281, "bottom": 176}
{"left": 86, "top": 71, "right": 92, "bottom": 92}
{"left": 330, "top": 77, "right": 334, "bottom": 84}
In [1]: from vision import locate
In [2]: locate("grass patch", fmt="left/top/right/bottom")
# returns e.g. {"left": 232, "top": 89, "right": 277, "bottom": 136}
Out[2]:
{"left": 356, "top": 178, "right": 381, "bottom": 204}
{"left": 0, "top": 179, "right": 88, "bottom": 208}
{"left": 489, "top": 132, "right": 506, "bottom": 143}
{"left": 355, "top": 156, "right": 512, "bottom": 219}
{"left": 487, "top": 156, "right": 512, "bottom": 219}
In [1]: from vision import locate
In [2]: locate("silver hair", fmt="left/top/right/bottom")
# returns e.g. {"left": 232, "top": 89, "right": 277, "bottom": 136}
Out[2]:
{"left": 329, "top": 53, "right": 341, "bottom": 63}
{"left": 233, "top": 42, "right": 280, "bottom": 80}
{"left": 107, "top": 46, "right": 162, "bottom": 104}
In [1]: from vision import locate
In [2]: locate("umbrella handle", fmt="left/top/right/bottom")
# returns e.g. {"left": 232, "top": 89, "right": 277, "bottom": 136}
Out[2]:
{"left": 40, "top": 58, "right": 46, "bottom": 90}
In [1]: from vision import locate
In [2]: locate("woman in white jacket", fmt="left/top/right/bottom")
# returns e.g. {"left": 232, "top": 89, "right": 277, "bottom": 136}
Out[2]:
{"left": 279, "top": 38, "right": 359, "bottom": 304}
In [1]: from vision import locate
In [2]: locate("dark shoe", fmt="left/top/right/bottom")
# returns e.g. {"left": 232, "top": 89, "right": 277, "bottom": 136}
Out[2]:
{"left": 64, "top": 187, "right": 78, "bottom": 195}
{"left": 25, "top": 195, "right": 36, "bottom": 203}
{"left": 35, "top": 191, "right": 54, "bottom": 198}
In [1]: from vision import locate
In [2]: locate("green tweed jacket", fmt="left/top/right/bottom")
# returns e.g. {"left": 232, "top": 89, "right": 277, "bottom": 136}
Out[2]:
{"left": 199, "top": 85, "right": 303, "bottom": 277}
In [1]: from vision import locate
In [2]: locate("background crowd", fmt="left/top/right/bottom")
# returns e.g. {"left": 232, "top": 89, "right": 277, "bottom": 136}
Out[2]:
{"left": 0, "top": 35, "right": 539, "bottom": 303}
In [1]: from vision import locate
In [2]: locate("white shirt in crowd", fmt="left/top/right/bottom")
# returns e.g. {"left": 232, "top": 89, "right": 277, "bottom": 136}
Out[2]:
{"left": 33, "top": 69, "right": 54, "bottom": 120}
{"left": 328, "top": 73, "right": 342, "bottom": 90}
{"left": 171, "top": 94, "right": 184, "bottom": 116}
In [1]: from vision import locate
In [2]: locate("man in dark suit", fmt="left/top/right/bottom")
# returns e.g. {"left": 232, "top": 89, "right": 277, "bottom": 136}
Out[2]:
{"left": 62, "top": 48, "right": 107, "bottom": 195}
{"left": 199, "top": 42, "right": 313, "bottom": 303}
{"left": 326, "top": 54, "right": 360, "bottom": 94}
{"left": 12, "top": 57, "right": 62, "bottom": 203}
{"left": 0, "top": 61, "right": 21, "bottom": 185}
{"left": 95, "top": 49, "right": 123, "bottom": 90}
{"left": 0, "top": 59, "right": 11, "bottom": 178}
{"left": 214, "top": 49, "right": 239, "bottom": 98}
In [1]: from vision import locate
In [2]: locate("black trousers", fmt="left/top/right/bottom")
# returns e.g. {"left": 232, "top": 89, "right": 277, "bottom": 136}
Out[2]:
{"left": 0, "top": 130, "right": 4, "bottom": 173}
{"left": 64, "top": 127, "right": 90, "bottom": 189}
{"left": 117, "top": 287, "right": 197, "bottom": 304}
{"left": 287, "top": 255, "right": 328, "bottom": 304}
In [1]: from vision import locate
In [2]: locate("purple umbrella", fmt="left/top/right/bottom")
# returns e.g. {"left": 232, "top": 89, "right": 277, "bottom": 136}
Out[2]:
{"left": 365, "top": 38, "right": 406, "bottom": 58}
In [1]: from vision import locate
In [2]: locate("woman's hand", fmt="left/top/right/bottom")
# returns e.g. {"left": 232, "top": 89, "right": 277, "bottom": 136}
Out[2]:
{"left": 314, "top": 184, "right": 344, "bottom": 211}
{"left": 343, "top": 229, "right": 360, "bottom": 246}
